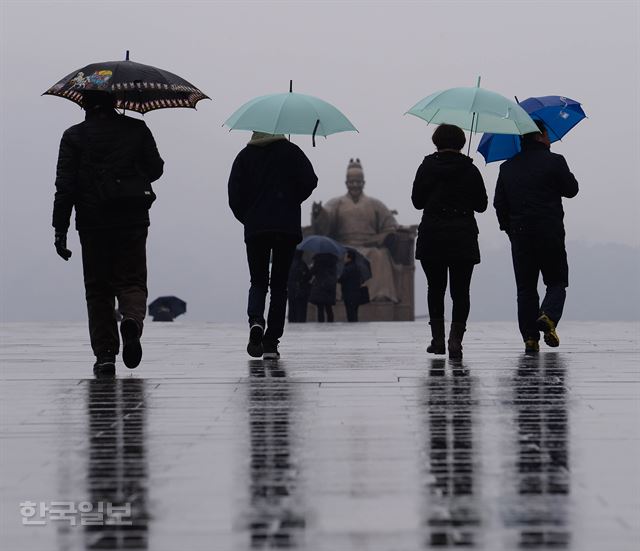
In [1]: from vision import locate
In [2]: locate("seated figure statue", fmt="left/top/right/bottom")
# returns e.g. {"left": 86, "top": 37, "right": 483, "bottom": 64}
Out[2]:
{"left": 311, "top": 158, "right": 400, "bottom": 302}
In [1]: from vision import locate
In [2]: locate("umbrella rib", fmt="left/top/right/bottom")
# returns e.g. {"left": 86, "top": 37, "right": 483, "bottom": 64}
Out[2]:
{"left": 272, "top": 94, "right": 292, "bottom": 134}
{"left": 426, "top": 108, "right": 441, "bottom": 125}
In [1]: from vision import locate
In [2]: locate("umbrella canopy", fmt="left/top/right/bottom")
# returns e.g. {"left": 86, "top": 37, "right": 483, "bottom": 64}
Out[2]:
{"left": 477, "top": 95, "right": 586, "bottom": 163}
{"left": 43, "top": 52, "right": 209, "bottom": 114}
{"left": 297, "top": 235, "right": 346, "bottom": 257}
{"left": 224, "top": 83, "right": 356, "bottom": 144}
{"left": 406, "top": 79, "right": 538, "bottom": 135}
{"left": 148, "top": 296, "right": 187, "bottom": 321}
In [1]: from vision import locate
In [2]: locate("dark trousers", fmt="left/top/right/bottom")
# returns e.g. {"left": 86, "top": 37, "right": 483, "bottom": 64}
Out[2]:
{"left": 316, "top": 304, "right": 334, "bottom": 323}
{"left": 246, "top": 233, "right": 298, "bottom": 343}
{"left": 510, "top": 234, "right": 568, "bottom": 340}
{"left": 79, "top": 228, "right": 148, "bottom": 357}
{"left": 420, "top": 260, "right": 475, "bottom": 324}
{"left": 345, "top": 302, "right": 359, "bottom": 322}
{"left": 288, "top": 296, "right": 308, "bottom": 323}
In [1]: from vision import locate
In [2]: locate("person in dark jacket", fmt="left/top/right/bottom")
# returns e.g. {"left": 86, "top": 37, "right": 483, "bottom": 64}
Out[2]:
{"left": 52, "top": 90, "right": 164, "bottom": 375}
{"left": 229, "top": 132, "right": 318, "bottom": 359}
{"left": 287, "top": 249, "right": 311, "bottom": 323}
{"left": 412, "top": 124, "right": 488, "bottom": 359}
{"left": 339, "top": 250, "right": 362, "bottom": 322}
{"left": 494, "top": 120, "right": 579, "bottom": 352}
{"left": 309, "top": 253, "right": 338, "bottom": 322}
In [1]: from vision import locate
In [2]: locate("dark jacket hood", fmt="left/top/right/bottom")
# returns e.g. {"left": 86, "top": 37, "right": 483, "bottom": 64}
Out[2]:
{"left": 422, "top": 151, "right": 475, "bottom": 179}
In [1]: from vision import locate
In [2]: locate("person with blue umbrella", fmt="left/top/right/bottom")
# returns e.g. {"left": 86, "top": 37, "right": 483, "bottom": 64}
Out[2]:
{"left": 494, "top": 120, "right": 579, "bottom": 353}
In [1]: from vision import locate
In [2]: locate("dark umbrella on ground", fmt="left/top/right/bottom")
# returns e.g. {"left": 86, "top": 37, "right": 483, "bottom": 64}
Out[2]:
{"left": 43, "top": 51, "right": 209, "bottom": 114}
{"left": 149, "top": 296, "right": 187, "bottom": 322}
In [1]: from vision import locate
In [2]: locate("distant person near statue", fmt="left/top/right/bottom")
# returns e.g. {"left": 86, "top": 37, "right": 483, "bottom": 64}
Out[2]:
{"left": 309, "top": 252, "right": 338, "bottom": 322}
{"left": 287, "top": 250, "right": 311, "bottom": 323}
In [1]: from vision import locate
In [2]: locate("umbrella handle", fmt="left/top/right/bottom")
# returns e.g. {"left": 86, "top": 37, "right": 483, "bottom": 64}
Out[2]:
{"left": 312, "top": 119, "right": 320, "bottom": 147}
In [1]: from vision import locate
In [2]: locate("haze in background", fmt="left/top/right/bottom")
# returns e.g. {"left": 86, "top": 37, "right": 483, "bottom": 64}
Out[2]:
{"left": 1, "top": 1, "right": 639, "bottom": 322}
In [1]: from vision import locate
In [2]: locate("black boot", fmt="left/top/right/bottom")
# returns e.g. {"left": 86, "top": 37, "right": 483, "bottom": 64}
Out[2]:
{"left": 448, "top": 322, "right": 466, "bottom": 360}
{"left": 120, "top": 318, "right": 142, "bottom": 369}
{"left": 93, "top": 354, "right": 116, "bottom": 376}
{"left": 427, "top": 319, "right": 445, "bottom": 354}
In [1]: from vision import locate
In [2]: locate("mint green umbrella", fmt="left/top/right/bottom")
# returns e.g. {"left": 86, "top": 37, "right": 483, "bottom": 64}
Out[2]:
{"left": 224, "top": 82, "right": 357, "bottom": 145}
{"left": 406, "top": 78, "right": 539, "bottom": 137}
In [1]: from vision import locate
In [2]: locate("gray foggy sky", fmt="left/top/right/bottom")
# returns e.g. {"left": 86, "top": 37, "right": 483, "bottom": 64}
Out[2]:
{"left": 1, "top": 0, "right": 639, "bottom": 322}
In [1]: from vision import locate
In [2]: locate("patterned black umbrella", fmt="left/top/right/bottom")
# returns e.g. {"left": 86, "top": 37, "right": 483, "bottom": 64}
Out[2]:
{"left": 43, "top": 52, "right": 209, "bottom": 114}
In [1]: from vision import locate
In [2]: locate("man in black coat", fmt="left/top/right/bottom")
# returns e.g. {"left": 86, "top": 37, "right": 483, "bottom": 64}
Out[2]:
{"left": 228, "top": 132, "right": 317, "bottom": 359}
{"left": 494, "top": 120, "right": 579, "bottom": 352}
{"left": 339, "top": 250, "right": 363, "bottom": 322}
{"left": 52, "top": 91, "right": 164, "bottom": 374}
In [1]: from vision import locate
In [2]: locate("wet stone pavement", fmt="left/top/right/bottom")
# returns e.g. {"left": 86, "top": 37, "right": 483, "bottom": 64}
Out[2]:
{"left": 1, "top": 321, "right": 639, "bottom": 551}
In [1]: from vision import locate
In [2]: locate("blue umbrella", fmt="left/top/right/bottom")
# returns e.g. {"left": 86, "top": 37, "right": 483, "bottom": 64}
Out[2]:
{"left": 297, "top": 235, "right": 346, "bottom": 257}
{"left": 477, "top": 95, "right": 586, "bottom": 163}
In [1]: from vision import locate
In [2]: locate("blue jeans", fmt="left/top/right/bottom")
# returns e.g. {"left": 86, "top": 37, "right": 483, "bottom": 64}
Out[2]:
{"left": 246, "top": 232, "right": 298, "bottom": 343}
{"left": 510, "top": 234, "right": 568, "bottom": 340}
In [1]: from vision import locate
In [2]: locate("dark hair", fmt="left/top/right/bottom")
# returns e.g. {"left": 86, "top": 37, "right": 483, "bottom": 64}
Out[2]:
{"left": 346, "top": 249, "right": 356, "bottom": 261}
{"left": 521, "top": 119, "right": 548, "bottom": 144}
{"left": 81, "top": 90, "right": 116, "bottom": 112}
{"left": 432, "top": 124, "right": 466, "bottom": 150}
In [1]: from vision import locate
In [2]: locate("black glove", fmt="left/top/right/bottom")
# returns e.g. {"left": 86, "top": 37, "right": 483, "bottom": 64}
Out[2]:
{"left": 54, "top": 231, "right": 72, "bottom": 261}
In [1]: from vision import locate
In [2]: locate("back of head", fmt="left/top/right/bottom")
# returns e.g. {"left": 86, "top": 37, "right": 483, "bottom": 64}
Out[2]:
{"left": 432, "top": 124, "right": 466, "bottom": 151}
{"left": 81, "top": 90, "right": 116, "bottom": 114}
{"left": 520, "top": 119, "right": 548, "bottom": 147}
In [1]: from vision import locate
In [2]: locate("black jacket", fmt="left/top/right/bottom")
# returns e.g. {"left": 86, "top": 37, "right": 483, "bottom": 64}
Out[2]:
{"left": 339, "top": 261, "right": 362, "bottom": 304}
{"left": 494, "top": 141, "right": 579, "bottom": 237}
{"left": 228, "top": 139, "right": 318, "bottom": 242}
{"left": 411, "top": 152, "right": 487, "bottom": 263}
{"left": 287, "top": 255, "right": 312, "bottom": 299}
{"left": 309, "top": 253, "right": 338, "bottom": 305}
{"left": 52, "top": 110, "right": 164, "bottom": 232}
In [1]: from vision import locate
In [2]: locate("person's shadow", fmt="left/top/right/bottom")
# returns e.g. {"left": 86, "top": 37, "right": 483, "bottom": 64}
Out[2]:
{"left": 422, "top": 358, "right": 480, "bottom": 547}
{"left": 508, "top": 352, "right": 571, "bottom": 548}
{"left": 245, "top": 361, "right": 305, "bottom": 548}
{"left": 85, "top": 377, "right": 149, "bottom": 549}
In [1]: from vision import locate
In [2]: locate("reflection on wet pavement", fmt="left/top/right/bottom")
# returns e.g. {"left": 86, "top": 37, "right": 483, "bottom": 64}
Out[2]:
{"left": 509, "top": 353, "right": 570, "bottom": 549}
{"left": 85, "top": 378, "right": 149, "bottom": 549}
{"left": 0, "top": 321, "right": 638, "bottom": 551}
{"left": 423, "top": 360, "right": 480, "bottom": 547}
{"left": 246, "top": 362, "right": 305, "bottom": 548}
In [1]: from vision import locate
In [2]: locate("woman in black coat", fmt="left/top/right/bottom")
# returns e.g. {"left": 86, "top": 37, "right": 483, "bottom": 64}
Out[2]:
{"left": 309, "top": 253, "right": 338, "bottom": 322}
{"left": 339, "top": 250, "right": 363, "bottom": 322}
{"left": 411, "top": 124, "right": 488, "bottom": 359}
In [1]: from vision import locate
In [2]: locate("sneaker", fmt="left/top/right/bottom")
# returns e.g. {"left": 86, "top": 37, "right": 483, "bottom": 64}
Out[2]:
{"left": 247, "top": 323, "right": 264, "bottom": 358}
{"left": 524, "top": 338, "right": 540, "bottom": 354}
{"left": 93, "top": 355, "right": 116, "bottom": 376}
{"left": 262, "top": 340, "right": 280, "bottom": 360}
{"left": 120, "top": 318, "right": 142, "bottom": 369}
{"left": 536, "top": 313, "right": 560, "bottom": 347}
